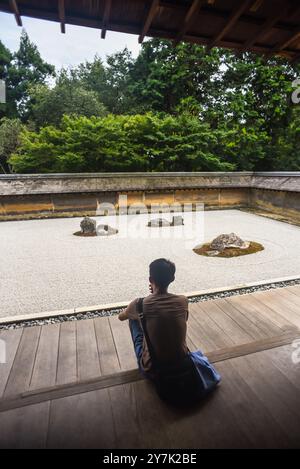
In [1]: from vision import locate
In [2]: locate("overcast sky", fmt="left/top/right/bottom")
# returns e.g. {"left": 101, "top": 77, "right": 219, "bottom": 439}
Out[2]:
{"left": 0, "top": 11, "right": 142, "bottom": 70}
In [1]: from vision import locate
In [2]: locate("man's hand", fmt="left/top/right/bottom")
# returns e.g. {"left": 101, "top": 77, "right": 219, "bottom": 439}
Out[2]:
{"left": 118, "top": 310, "right": 128, "bottom": 321}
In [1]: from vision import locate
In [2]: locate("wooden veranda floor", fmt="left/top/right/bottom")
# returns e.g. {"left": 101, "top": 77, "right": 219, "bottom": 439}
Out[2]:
{"left": 0, "top": 285, "right": 300, "bottom": 448}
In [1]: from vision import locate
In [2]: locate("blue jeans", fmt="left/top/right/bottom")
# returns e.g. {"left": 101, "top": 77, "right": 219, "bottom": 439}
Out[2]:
{"left": 129, "top": 319, "right": 155, "bottom": 380}
{"left": 129, "top": 319, "right": 144, "bottom": 372}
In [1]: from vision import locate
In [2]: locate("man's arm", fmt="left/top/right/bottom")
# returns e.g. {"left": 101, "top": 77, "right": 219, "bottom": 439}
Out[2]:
{"left": 118, "top": 299, "right": 139, "bottom": 321}
{"left": 118, "top": 309, "right": 129, "bottom": 321}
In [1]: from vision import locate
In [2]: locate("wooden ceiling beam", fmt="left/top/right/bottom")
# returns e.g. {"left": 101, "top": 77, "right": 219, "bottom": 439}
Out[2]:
{"left": 58, "top": 0, "right": 65, "bottom": 34}
{"left": 277, "top": 29, "right": 300, "bottom": 51}
{"left": 139, "top": 0, "right": 160, "bottom": 44}
{"left": 101, "top": 0, "right": 112, "bottom": 39}
{"left": 3, "top": 2, "right": 297, "bottom": 37}
{"left": 244, "top": 12, "right": 284, "bottom": 48}
{"left": 275, "top": 1, "right": 300, "bottom": 53}
{"left": 291, "top": 53, "right": 300, "bottom": 64}
{"left": 274, "top": 3, "right": 300, "bottom": 53}
{"left": 244, "top": 3, "right": 300, "bottom": 49}
{"left": 208, "top": 0, "right": 254, "bottom": 49}
{"left": 9, "top": 0, "right": 22, "bottom": 27}
{"left": 174, "top": 0, "right": 205, "bottom": 46}
{"left": 249, "top": 0, "right": 264, "bottom": 12}
{"left": 160, "top": 2, "right": 297, "bottom": 35}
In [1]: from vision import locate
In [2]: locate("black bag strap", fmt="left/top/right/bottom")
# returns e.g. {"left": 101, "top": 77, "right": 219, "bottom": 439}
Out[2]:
{"left": 137, "top": 297, "right": 159, "bottom": 368}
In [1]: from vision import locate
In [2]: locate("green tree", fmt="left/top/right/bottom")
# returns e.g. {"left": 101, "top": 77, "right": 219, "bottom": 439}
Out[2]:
{"left": 9, "top": 114, "right": 234, "bottom": 173}
{"left": 104, "top": 48, "right": 134, "bottom": 113}
{"left": 217, "top": 51, "right": 300, "bottom": 170}
{"left": 0, "top": 117, "right": 24, "bottom": 173}
{"left": 270, "top": 106, "right": 300, "bottom": 170}
{"left": 0, "top": 41, "right": 13, "bottom": 118}
{"left": 7, "top": 30, "right": 55, "bottom": 119}
{"left": 28, "top": 76, "right": 107, "bottom": 127}
{"left": 126, "top": 39, "right": 223, "bottom": 113}
{"left": 72, "top": 55, "right": 109, "bottom": 106}
{"left": 3, "top": 35, "right": 300, "bottom": 172}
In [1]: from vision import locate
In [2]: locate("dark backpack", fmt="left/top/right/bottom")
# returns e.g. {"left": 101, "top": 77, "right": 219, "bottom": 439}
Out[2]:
{"left": 137, "top": 298, "right": 205, "bottom": 406}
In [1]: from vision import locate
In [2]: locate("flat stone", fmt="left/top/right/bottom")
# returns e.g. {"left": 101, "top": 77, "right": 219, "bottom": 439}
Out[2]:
{"left": 147, "top": 218, "right": 170, "bottom": 227}
{"left": 96, "top": 224, "right": 118, "bottom": 236}
{"left": 171, "top": 216, "right": 184, "bottom": 226}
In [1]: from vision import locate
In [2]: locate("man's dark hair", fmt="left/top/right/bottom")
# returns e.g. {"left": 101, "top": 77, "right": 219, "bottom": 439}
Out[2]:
{"left": 149, "top": 258, "right": 176, "bottom": 289}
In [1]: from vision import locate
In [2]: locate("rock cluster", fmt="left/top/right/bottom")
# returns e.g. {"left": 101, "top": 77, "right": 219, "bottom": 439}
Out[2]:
{"left": 207, "top": 232, "right": 250, "bottom": 256}
{"left": 148, "top": 216, "right": 184, "bottom": 227}
{"left": 79, "top": 217, "right": 118, "bottom": 236}
{"left": 80, "top": 217, "right": 96, "bottom": 235}
{"left": 148, "top": 218, "right": 170, "bottom": 227}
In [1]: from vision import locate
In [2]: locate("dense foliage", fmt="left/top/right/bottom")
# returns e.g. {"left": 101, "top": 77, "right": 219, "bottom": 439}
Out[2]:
{"left": 9, "top": 114, "right": 234, "bottom": 173}
{"left": 0, "top": 31, "right": 299, "bottom": 173}
{"left": 0, "top": 117, "right": 24, "bottom": 173}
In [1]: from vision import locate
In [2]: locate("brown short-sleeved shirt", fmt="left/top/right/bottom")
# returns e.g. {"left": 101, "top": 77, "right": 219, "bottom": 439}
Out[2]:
{"left": 125, "top": 293, "right": 189, "bottom": 373}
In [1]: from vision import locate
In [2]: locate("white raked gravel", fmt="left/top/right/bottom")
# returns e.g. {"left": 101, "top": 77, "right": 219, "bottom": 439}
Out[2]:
{"left": 1, "top": 209, "right": 300, "bottom": 318}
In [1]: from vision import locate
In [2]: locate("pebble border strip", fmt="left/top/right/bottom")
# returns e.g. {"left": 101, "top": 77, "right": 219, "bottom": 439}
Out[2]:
{"left": 1, "top": 278, "right": 300, "bottom": 331}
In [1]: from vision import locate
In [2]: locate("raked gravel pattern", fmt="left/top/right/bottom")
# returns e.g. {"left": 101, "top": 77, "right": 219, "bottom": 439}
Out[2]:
{"left": 1, "top": 209, "right": 300, "bottom": 319}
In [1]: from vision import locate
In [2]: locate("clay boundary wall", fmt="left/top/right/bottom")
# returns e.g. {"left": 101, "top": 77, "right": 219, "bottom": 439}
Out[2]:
{"left": 0, "top": 172, "right": 299, "bottom": 221}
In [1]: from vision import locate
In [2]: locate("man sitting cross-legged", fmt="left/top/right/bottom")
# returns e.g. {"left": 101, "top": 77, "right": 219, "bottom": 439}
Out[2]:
{"left": 118, "top": 258, "right": 189, "bottom": 377}
{"left": 119, "top": 258, "right": 221, "bottom": 405}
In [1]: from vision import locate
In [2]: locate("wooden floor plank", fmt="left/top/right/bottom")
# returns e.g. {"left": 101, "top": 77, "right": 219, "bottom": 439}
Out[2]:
{"left": 121, "top": 378, "right": 253, "bottom": 449}
{"left": 0, "top": 329, "right": 23, "bottom": 398}
{"left": 1, "top": 286, "right": 300, "bottom": 449}
{"left": 186, "top": 333, "right": 197, "bottom": 351}
{"left": 243, "top": 292, "right": 295, "bottom": 330}
{"left": 109, "top": 316, "right": 137, "bottom": 371}
{"left": 56, "top": 321, "right": 77, "bottom": 386}
{"left": 214, "top": 297, "right": 267, "bottom": 340}
{"left": 0, "top": 402, "right": 50, "bottom": 449}
{"left": 189, "top": 303, "right": 234, "bottom": 349}
{"left": 285, "top": 285, "right": 300, "bottom": 298}
{"left": 47, "top": 389, "right": 116, "bottom": 449}
{"left": 98, "top": 317, "right": 142, "bottom": 448}
{"left": 157, "top": 373, "right": 254, "bottom": 449}
{"left": 186, "top": 309, "right": 219, "bottom": 351}
{"left": 93, "top": 316, "right": 136, "bottom": 450}
{"left": 76, "top": 319, "right": 101, "bottom": 381}
{"left": 254, "top": 290, "right": 300, "bottom": 329}
{"left": 263, "top": 344, "right": 300, "bottom": 391}
{"left": 108, "top": 383, "right": 143, "bottom": 449}
{"left": 30, "top": 324, "right": 60, "bottom": 390}
{"left": 255, "top": 349, "right": 300, "bottom": 419}
{"left": 207, "top": 330, "right": 299, "bottom": 364}
{"left": 194, "top": 300, "right": 252, "bottom": 344}
{"left": 0, "top": 343, "right": 299, "bottom": 448}
{"left": 276, "top": 287, "right": 300, "bottom": 310}
{"left": 227, "top": 294, "right": 284, "bottom": 337}
{"left": 130, "top": 379, "right": 175, "bottom": 449}
{"left": 3, "top": 331, "right": 298, "bottom": 414}
{"left": 229, "top": 351, "right": 300, "bottom": 448}
{"left": 94, "top": 317, "right": 120, "bottom": 375}
{"left": 240, "top": 292, "right": 293, "bottom": 336}
{"left": 213, "top": 360, "right": 292, "bottom": 449}
{"left": 4, "top": 326, "right": 41, "bottom": 397}
{"left": 56, "top": 346, "right": 297, "bottom": 449}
